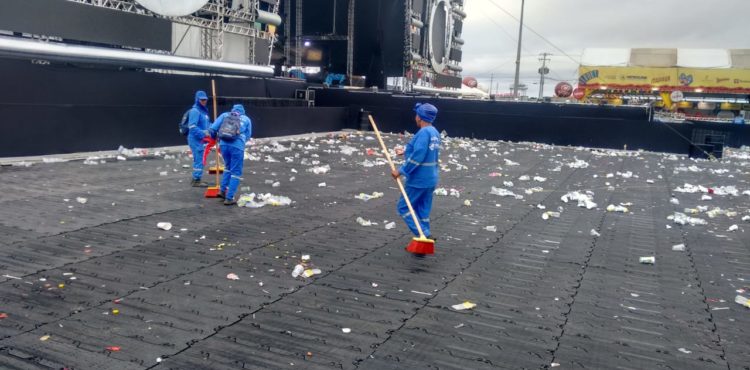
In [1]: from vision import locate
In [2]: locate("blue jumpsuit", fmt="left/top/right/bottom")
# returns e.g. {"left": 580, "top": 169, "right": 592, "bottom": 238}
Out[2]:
{"left": 209, "top": 104, "right": 252, "bottom": 199}
{"left": 187, "top": 91, "right": 211, "bottom": 181}
{"left": 397, "top": 125, "right": 441, "bottom": 237}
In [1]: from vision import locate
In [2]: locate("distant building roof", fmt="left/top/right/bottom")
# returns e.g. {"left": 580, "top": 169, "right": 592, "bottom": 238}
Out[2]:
{"left": 581, "top": 48, "right": 749, "bottom": 69}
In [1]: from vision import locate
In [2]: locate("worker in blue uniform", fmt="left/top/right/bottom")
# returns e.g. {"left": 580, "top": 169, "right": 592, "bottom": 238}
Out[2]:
{"left": 187, "top": 90, "right": 213, "bottom": 187}
{"left": 209, "top": 104, "right": 252, "bottom": 205}
{"left": 324, "top": 73, "right": 346, "bottom": 87}
{"left": 392, "top": 103, "right": 441, "bottom": 238}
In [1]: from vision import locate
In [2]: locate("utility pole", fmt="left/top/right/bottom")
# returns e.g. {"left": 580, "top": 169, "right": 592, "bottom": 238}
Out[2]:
{"left": 538, "top": 52, "right": 551, "bottom": 99}
{"left": 512, "top": 0, "right": 525, "bottom": 98}
{"left": 489, "top": 73, "right": 494, "bottom": 97}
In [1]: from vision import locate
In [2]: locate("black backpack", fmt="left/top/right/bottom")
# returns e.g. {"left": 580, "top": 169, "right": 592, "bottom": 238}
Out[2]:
{"left": 178, "top": 108, "right": 192, "bottom": 136}
{"left": 218, "top": 113, "right": 242, "bottom": 140}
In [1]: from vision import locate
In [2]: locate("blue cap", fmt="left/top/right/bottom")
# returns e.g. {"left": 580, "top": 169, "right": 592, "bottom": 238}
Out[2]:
{"left": 232, "top": 104, "right": 246, "bottom": 115}
{"left": 413, "top": 103, "right": 438, "bottom": 123}
{"left": 195, "top": 90, "right": 208, "bottom": 100}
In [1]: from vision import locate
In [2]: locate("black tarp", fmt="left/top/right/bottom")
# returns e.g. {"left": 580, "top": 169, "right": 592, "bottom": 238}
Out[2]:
{"left": 0, "top": 0, "right": 172, "bottom": 50}
{"left": 0, "top": 59, "right": 337, "bottom": 156}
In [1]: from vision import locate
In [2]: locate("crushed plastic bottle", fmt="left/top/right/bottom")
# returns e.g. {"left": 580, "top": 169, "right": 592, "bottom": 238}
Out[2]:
{"left": 307, "top": 165, "right": 331, "bottom": 174}
{"left": 566, "top": 158, "right": 589, "bottom": 168}
{"left": 259, "top": 193, "right": 292, "bottom": 206}
{"left": 490, "top": 187, "right": 523, "bottom": 199}
{"left": 606, "top": 204, "right": 628, "bottom": 213}
{"left": 42, "top": 157, "right": 68, "bottom": 163}
{"left": 434, "top": 188, "right": 449, "bottom": 196}
{"left": 237, "top": 193, "right": 292, "bottom": 208}
{"left": 485, "top": 225, "right": 497, "bottom": 232}
{"left": 542, "top": 211, "right": 560, "bottom": 220}
{"left": 525, "top": 187, "right": 544, "bottom": 195}
{"left": 118, "top": 145, "right": 148, "bottom": 158}
{"left": 237, "top": 193, "right": 265, "bottom": 208}
{"left": 669, "top": 212, "right": 707, "bottom": 226}
{"left": 356, "top": 217, "right": 373, "bottom": 226}
{"left": 354, "top": 192, "right": 384, "bottom": 201}
{"left": 339, "top": 145, "right": 358, "bottom": 155}
{"left": 561, "top": 191, "right": 597, "bottom": 209}
{"left": 672, "top": 244, "right": 686, "bottom": 251}
{"left": 451, "top": 301, "right": 477, "bottom": 311}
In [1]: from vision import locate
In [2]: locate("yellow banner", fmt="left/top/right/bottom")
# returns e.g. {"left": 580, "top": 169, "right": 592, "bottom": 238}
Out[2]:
{"left": 579, "top": 66, "right": 750, "bottom": 90}
{"left": 578, "top": 66, "right": 674, "bottom": 87}
{"left": 677, "top": 68, "right": 750, "bottom": 89}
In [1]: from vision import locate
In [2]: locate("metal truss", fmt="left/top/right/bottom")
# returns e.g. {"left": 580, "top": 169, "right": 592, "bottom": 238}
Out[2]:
{"left": 294, "top": 0, "right": 302, "bottom": 67}
{"left": 346, "top": 0, "right": 355, "bottom": 81}
{"left": 402, "top": 0, "right": 414, "bottom": 92}
{"left": 67, "top": 0, "right": 277, "bottom": 62}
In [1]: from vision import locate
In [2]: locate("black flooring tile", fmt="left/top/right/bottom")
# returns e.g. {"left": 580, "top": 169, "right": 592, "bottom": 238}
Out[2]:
{"left": 1, "top": 134, "right": 749, "bottom": 369}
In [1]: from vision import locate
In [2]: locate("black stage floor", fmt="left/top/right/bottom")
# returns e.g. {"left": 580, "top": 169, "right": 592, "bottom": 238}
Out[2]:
{"left": 0, "top": 133, "right": 749, "bottom": 369}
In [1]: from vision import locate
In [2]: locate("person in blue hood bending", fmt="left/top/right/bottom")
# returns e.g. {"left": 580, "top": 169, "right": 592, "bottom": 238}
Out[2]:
{"left": 186, "top": 90, "right": 213, "bottom": 187}
{"left": 391, "top": 103, "right": 441, "bottom": 239}
{"left": 209, "top": 104, "right": 253, "bottom": 205}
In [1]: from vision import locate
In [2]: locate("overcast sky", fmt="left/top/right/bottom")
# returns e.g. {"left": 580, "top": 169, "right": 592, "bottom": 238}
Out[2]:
{"left": 461, "top": 0, "right": 750, "bottom": 97}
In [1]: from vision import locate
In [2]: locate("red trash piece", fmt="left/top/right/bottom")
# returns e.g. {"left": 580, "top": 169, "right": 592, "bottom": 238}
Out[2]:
{"left": 708, "top": 188, "right": 715, "bottom": 194}
{"left": 202, "top": 140, "right": 217, "bottom": 166}
{"left": 0, "top": 313, "right": 8, "bottom": 319}
{"left": 105, "top": 346, "right": 121, "bottom": 352}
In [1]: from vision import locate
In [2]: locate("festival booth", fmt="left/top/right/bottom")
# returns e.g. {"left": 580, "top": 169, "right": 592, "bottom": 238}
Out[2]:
{"left": 576, "top": 49, "right": 750, "bottom": 122}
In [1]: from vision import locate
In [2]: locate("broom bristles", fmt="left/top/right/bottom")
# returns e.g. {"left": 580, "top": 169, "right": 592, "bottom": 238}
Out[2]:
{"left": 407, "top": 237, "right": 435, "bottom": 255}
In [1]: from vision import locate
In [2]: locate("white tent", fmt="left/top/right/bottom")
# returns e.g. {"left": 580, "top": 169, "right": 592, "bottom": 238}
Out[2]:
{"left": 580, "top": 48, "right": 630, "bottom": 67}
{"left": 677, "top": 49, "right": 731, "bottom": 68}
{"left": 581, "top": 48, "right": 745, "bottom": 69}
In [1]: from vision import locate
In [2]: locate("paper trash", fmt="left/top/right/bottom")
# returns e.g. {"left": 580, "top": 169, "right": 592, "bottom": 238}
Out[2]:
{"left": 451, "top": 301, "right": 477, "bottom": 311}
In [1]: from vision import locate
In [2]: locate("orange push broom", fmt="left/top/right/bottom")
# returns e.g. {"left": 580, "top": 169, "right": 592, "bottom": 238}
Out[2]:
{"left": 205, "top": 79, "right": 221, "bottom": 198}
{"left": 369, "top": 115, "right": 435, "bottom": 255}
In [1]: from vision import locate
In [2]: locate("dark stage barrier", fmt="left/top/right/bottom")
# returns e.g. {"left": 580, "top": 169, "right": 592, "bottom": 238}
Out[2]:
{"left": 1, "top": 0, "right": 172, "bottom": 50}
{"left": 3, "top": 56, "right": 750, "bottom": 157}
{"left": 313, "top": 88, "right": 750, "bottom": 154}
{"left": 0, "top": 59, "right": 338, "bottom": 157}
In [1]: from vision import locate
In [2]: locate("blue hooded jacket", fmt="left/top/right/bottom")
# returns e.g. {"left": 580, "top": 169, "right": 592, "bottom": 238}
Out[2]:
{"left": 398, "top": 103, "right": 441, "bottom": 188}
{"left": 209, "top": 104, "right": 252, "bottom": 150}
{"left": 187, "top": 91, "right": 211, "bottom": 143}
{"left": 399, "top": 125, "right": 441, "bottom": 188}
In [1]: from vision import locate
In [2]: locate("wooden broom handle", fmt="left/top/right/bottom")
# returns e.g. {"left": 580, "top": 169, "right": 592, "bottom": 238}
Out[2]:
{"left": 211, "top": 79, "right": 220, "bottom": 185}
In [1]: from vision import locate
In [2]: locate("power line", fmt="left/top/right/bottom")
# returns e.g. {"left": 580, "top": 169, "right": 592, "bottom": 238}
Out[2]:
{"left": 479, "top": 12, "right": 517, "bottom": 45}
{"left": 486, "top": 0, "right": 580, "bottom": 65}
